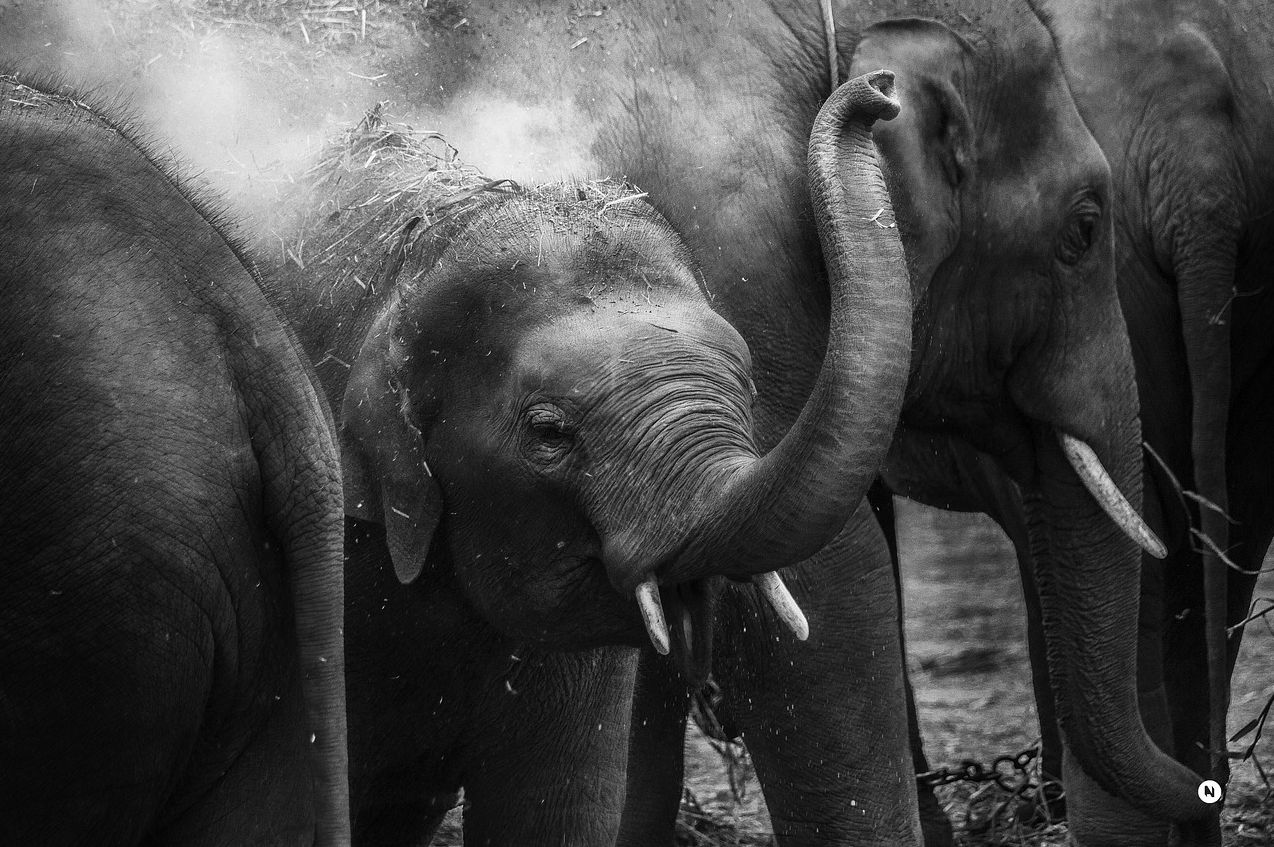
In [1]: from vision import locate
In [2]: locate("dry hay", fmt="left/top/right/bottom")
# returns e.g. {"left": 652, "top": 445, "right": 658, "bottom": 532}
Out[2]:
{"left": 268, "top": 101, "right": 647, "bottom": 302}
{"left": 936, "top": 781, "right": 1069, "bottom": 847}
{"left": 201, "top": 0, "right": 433, "bottom": 47}
{"left": 268, "top": 100, "right": 494, "bottom": 285}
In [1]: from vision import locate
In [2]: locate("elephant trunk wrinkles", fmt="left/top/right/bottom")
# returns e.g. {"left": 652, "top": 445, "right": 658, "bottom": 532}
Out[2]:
{"left": 661, "top": 71, "right": 911, "bottom": 584}
{"left": 589, "top": 360, "right": 756, "bottom": 588}
{"left": 1029, "top": 414, "right": 1216, "bottom": 825}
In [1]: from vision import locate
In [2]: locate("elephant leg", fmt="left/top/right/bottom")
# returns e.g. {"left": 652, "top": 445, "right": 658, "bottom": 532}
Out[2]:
{"left": 1018, "top": 543, "right": 1065, "bottom": 793}
{"left": 461, "top": 646, "right": 638, "bottom": 847}
{"left": 347, "top": 709, "right": 461, "bottom": 846}
{"left": 713, "top": 502, "right": 921, "bottom": 846}
{"left": 1020, "top": 549, "right": 1074, "bottom": 829}
{"left": 903, "top": 666, "right": 954, "bottom": 847}
{"left": 354, "top": 792, "right": 457, "bottom": 847}
{"left": 0, "top": 570, "right": 216, "bottom": 847}
{"left": 1164, "top": 546, "right": 1264, "bottom": 791}
{"left": 1164, "top": 557, "right": 1213, "bottom": 782}
{"left": 872, "top": 482, "right": 953, "bottom": 847}
{"left": 1163, "top": 371, "right": 1273, "bottom": 797}
{"left": 351, "top": 753, "right": 461, "bottom": 847}
{"left": 155, "top": 653, "right": 318, "bottom": 847}
{"left": 616, "top": 650, "right": 689, "bottom": 847}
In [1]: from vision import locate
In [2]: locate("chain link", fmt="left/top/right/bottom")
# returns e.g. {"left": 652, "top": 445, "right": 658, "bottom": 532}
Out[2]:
{"left": 916, "top": 742, "right": 1041, "bottom": 795}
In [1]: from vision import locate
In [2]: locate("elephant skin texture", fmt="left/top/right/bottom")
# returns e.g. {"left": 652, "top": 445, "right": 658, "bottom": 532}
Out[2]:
{"left": 0, "top": 74, "right": 350, "bottom": 846}
{"left": 313, "top": 1, "right": 1222, "bottom": 844}
{"left": 893, "top": 2, "right": 1274, "bottom": 844}
{"left": 270, "top": 80, "right": 911, "bottom": 845}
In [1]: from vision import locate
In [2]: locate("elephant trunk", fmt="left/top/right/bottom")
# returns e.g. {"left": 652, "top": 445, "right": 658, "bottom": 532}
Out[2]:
{"left": 659, "top": 70, "right": 911, "bottom": 586}
{"left": 1029, "top": 414, "right": 1215, "bottom": 825}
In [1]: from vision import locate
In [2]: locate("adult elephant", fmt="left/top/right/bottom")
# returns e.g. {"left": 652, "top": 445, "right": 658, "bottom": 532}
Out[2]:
{"left": 895, "top": 2, "right": 1274, "bottom": 844}
{"left": 0, "top": 74, "right": 350, "bottom": 846}
{"left": 269, "top": 75, "right": 912, "bottom": 845}
{"left": 382, "top": 1, "right": 1214, "bottom": 842}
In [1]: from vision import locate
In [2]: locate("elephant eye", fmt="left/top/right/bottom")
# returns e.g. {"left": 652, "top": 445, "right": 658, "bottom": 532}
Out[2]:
{"left": 1058, "top": 194, "right": 1102, "bottom": 266}
{"left": 523, "top": 403, "right": 575, "bottom": 461}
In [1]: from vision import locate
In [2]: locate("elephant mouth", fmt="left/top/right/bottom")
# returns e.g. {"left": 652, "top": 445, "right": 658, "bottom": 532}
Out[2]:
{"left": 663, "top": 580, "right": 715, "bottom": 684}
{"left": 629, "top": 574, "right": 717, "bottom": 684}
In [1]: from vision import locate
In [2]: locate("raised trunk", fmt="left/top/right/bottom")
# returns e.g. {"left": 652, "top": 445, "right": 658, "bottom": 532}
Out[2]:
{"left": 1028, "top": 417, "right": 1215, "bottom": 826}
{"left": 664, "top": 70, "right": 911, "bottom": 582}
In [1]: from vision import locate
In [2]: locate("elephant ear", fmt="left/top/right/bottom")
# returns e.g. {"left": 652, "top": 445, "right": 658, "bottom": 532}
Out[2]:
{"left": 849, "top": 18, "right": 976, "bottom": 291}
{"left": 341, "top": 305, "right": 443, "bottom": 586}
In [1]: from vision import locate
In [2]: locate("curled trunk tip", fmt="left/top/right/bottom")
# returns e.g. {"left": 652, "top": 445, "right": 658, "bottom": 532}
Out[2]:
{"left": 831, "top": 69, "right": 900, "bottom": 124}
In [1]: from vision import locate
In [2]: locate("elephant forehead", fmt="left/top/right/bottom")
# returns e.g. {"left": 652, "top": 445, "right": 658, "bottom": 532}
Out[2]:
{"left": 509, "top": 312, "right": 753, "bottom": 396}
{"left": 977, "top": 60, "right": 1107, "bottom": 185}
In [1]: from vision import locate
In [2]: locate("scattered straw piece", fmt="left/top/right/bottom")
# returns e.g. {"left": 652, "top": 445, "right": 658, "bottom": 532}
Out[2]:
{"left": 267, "top": 101, "right": 650, "bottom": 309}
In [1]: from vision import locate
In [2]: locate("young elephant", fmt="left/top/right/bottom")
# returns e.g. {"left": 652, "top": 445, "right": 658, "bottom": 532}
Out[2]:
{"left": 0, "top": 74, "right": 349, "bottom": 845}
{"left": 272, "top": 78, "right": 908, "bottom": 844}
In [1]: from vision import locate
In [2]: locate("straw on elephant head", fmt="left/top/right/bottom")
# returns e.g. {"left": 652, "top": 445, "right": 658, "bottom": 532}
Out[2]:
{"left": 275, "top": 103, "right": 648, "bottom": 297}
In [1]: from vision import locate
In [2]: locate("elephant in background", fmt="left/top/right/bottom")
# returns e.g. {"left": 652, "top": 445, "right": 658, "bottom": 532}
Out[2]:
{"left": 369, "top": 1, "right": 1216, "bottom": 842}
{"left": 893, "top": 2, "right": 1274, "bottom": 844}
{"left": 616, "top": 3, "right": 1214, "bottom": 843}
{"left": 0, "top": 73, "right": 349, "bottom": 846}
{"left": 265, "top": 74, "right": 911, "bottom": 845}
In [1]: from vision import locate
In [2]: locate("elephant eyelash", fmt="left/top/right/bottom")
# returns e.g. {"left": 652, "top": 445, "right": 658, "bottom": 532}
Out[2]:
{"left": 529, "top": 420, "right": 571, "bottom": 441}
{"left": 521, "top": 403, "right": 577, "bottom": 459}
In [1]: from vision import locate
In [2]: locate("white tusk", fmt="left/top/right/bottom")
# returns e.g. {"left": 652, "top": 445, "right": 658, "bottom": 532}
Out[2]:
{"left": 754, "top": 571, "right": 810, "bottom": 641}
{"left": 1058, "top": 432, "right": 1168, "bottom": 559}
{"left": 635, "top": 578, "right": 671, "bottom": 655}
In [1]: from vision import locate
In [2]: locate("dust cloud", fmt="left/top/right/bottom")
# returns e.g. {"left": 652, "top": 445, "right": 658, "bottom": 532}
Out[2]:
{"left": 0, "top": 0, "right": 600, "bottom": 233}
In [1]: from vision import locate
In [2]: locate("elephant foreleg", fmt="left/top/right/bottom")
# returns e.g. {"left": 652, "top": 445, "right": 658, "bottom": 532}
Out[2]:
{"left": 460, "top": 646, "right": 638, "bottom": 847}
{"left": 902, "top": 665, "right": 954, "bottom": 847}
{"left": 713, "top": 502, "right": 921, "bottom": 846}
{"left": 1017, "top": 538, "right": 1066, "bottom": 815}
{"left": 615, "top": 649, "right": 689, "bottom": 847}
{"left": 872, "top": 481, "right": 953, "bottom": 847}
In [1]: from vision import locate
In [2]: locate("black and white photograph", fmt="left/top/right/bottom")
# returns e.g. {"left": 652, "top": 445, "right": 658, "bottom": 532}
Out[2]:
{"left": 2, "top": 1, "right": 1272, "bottom": 844}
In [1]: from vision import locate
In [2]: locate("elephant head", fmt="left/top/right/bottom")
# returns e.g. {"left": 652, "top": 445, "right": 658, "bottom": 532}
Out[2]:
{"left": 829, "top": 18, "right": 1214, "bottom": 827}
{"left": 339, "top": 81, "right": 908, "bottom": 674}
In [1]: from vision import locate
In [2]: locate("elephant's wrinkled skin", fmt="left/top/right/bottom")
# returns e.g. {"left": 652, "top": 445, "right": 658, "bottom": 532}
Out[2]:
{"left": 274, "top": 76, "right": 910, "bottom": 844}
{"left": 895, "top": 2, "right": 1274, "bottom": 843}
{"left": 359, "top": 1, "right": 1211, "bottom": 843}
{"left": 0, "top": 75, "right": 350, "bottom": 846}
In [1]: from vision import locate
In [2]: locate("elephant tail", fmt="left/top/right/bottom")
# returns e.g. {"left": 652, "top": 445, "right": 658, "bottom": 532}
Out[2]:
{"left": 240, "top": 321, "right": 353, "bottom": 847}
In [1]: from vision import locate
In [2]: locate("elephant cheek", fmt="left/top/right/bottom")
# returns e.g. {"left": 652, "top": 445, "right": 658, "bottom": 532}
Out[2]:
{"left": 451, "top": 541, "right": 641, "bottom": 650}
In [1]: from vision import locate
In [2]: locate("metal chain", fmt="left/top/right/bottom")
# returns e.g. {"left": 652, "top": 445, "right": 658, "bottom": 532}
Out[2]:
{"left": 916, "top": 743, "right": 1041, "bottom": 795}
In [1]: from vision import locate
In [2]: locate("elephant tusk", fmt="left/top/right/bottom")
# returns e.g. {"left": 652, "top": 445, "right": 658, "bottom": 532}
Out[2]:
{"left": 754, "top": 571, "right": 810, "bottom": 641}
{"left": 635, "top": 577, "right": 671, "bottom": 655}
{"left": 1058, "top": 432, "right": 1168, "bottom": 560}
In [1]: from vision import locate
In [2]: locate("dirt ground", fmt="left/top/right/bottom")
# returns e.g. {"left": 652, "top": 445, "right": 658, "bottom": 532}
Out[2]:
{"left": 3, "top": 2, "right": 1270, "bottom": 843}
{"left": 669, "top": 500, "right": 1274, "bottom": 846}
